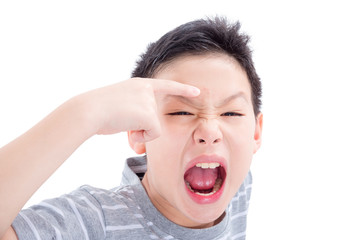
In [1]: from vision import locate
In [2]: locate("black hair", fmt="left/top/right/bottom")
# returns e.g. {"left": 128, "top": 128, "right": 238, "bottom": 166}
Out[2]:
{"left": 132, "top": 17, "right": 262, "bottom": 115}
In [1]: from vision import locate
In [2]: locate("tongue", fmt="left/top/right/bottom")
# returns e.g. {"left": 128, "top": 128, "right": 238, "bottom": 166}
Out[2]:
{"left": 184, "top": 166, "right": 218, "bottom": 190}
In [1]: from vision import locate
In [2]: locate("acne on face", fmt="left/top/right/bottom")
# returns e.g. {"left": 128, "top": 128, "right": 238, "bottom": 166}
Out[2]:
{"left": 141, "top": 54, "right": 261, "bottom": 228}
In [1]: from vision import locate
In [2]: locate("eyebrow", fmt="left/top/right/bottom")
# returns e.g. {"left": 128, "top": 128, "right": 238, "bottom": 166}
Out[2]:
{"left": 162, "top": 91, "right": 249, "bottom": 108}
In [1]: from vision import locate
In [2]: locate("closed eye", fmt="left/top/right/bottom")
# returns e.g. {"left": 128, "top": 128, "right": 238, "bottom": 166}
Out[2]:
{"left": 167, "top": 111, "right": 193, "bottom": 116}
{"left": 221, "top": 112, "right": 244, "bottom": 117}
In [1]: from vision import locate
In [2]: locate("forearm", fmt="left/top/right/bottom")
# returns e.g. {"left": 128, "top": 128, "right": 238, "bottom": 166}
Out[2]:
{"left": 0, "top": 96, "right": 95, "bottom": 236}
{"left": 0, "top": 78, "right": 199, "bottom": 237}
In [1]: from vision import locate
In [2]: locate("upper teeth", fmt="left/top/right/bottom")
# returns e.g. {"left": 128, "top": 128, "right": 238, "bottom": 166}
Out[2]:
{"left": 195, "top": 162, "right": 220, "bottom": 169}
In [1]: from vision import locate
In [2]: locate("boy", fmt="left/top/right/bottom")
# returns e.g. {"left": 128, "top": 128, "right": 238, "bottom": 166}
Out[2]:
{"left": 0, "top": 17, "right": 263, "bottom": 239}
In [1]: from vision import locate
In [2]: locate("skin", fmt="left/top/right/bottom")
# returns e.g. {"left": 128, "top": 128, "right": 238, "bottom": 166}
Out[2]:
{"left": 129, "top": 54, "right": 263, "bottom": 229}
{"left": 0, "top": 79, "right": 200, "bottom": 239}
{"left": 0, "top": 53, "right": 262, "bottom": 239}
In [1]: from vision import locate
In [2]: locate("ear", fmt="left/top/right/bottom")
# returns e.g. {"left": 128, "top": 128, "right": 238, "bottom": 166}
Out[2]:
{"left": 253, "top": 112, "right": 263, "bottom": 154}
{"left": 127, "top": 131, "right": 146, "bottom": 154}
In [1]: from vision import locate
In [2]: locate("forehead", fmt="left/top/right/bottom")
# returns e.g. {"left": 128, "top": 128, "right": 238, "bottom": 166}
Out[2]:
{"left": 161, "top": 92, "right": 249, "bottom": 112}
{"left": 154, "top": 54, "right": 252, "bottom": 105}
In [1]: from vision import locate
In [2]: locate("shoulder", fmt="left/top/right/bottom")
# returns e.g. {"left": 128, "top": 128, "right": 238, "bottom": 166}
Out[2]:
{"left": 79, "top": 184, "right": 136, "bottom": 199}
{"left": 79, "top": 185, "right": 157, "bottom": 239}
{"left": 77, "top": 184, "right": 139, "bottom": 213}
{"left": 78, "top": 184, "right": 143, "bottom": 214}
{"left": 226, "top": 171, "right": 253, "bottom": 239}
{"left": 12, "top": 184, "right": 151, "bottom": 239}
{"left": 232, "top": 171, "right": 252, "bottom": 204}
{"left": 228, "top": 171, "right": 252, "bottom": 218}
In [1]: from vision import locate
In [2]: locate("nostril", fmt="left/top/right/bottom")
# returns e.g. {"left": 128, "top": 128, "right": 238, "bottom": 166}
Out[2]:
{"left": 197, "top": 138, "right": 221, "bottom": 144}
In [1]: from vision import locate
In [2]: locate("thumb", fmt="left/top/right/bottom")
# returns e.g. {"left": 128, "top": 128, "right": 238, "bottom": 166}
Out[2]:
{"left": 131, "top": 122, "right": 162, "bottom": 143}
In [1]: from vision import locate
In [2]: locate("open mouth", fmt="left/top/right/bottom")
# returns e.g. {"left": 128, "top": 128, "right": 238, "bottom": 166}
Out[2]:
{"left": 184, "top": 161, "right": 226, "bottom": 202}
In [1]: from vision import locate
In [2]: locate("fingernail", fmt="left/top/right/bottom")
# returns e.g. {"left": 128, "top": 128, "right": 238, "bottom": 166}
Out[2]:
{"left": 191, "top": 87, "right": 201, "bottom": 96}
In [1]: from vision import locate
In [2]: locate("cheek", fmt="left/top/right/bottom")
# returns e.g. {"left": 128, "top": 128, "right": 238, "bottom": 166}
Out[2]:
{"left": 225, "top": 119, "right": 255, "bottom": 144}
{"left": 226, "top": 122, "right": 255, "bottom": 175}
{"left": 145, "top": 119, "right": 191, "bottom": 169}
{"left": 224, "top": 122, "right": 256, "bottom": 172}
{"left": 161, "top": 118, "right": 194, "bottom": 143}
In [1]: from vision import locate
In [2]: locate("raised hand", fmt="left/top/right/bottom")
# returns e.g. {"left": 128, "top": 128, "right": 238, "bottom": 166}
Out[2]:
{"left": 82, "top": 78, "right": 200, "bottom": 141}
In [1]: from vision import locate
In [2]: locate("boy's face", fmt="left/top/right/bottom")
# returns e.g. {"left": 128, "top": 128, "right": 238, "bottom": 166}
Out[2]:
{"left": 135, "top": 54, "right": 262, "bottom": 228}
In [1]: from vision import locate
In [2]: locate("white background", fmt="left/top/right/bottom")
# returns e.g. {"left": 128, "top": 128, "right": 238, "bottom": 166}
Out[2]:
{"left": 1, "top": 0, "right": 359, "bottom": 239}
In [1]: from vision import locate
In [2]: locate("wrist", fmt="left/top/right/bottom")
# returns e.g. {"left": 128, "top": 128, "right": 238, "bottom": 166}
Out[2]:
{"left": 65, "top": 94, "right": 100, "bottom": 140}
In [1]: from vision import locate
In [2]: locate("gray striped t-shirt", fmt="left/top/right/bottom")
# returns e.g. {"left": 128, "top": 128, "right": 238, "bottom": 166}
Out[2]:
{"left": 12, "top": 156, "right": 252, "bottom": 240}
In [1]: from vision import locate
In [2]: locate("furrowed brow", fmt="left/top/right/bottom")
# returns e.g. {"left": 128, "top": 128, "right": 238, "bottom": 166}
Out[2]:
{"left": 162, "top": 95, "right": 199, "bottom": 107}
{"left": 162, "top": 91, "right": 249, "bottom": 108}
{"left": 216, "top": 92, "right": 249, "bottom": 108}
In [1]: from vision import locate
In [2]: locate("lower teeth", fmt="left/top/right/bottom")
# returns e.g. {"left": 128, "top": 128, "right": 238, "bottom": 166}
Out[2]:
{"left": 186, "top": 178, "right": 223, "bottom": 196}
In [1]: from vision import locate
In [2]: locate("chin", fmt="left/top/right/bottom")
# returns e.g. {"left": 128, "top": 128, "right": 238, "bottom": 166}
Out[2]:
{"left": 181, "top": 199, "right": 227, "bottom": 227}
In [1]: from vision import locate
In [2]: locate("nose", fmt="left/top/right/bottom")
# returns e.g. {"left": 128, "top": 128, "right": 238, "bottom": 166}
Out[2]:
{"left": 193, "top": 119, "right": 223, "bottom": 145}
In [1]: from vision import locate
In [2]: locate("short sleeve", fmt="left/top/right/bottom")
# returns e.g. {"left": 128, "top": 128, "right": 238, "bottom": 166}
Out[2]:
{"left": 12, "top": 186, "right": 106, "bottom": 240}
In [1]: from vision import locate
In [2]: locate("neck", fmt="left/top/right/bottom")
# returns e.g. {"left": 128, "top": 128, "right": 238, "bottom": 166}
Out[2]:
{"left": 141, "top": 172, "right": 219, "bottom": 229}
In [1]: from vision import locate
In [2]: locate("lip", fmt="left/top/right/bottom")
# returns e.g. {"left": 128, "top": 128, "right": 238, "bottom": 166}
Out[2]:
{"left": 184, "top": 155, "right": 227, "bottom": 204}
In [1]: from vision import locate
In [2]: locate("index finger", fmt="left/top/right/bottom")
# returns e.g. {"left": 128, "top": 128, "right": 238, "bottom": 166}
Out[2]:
{"left": 150, "top": 79, "right": 200, "bottom": 97}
